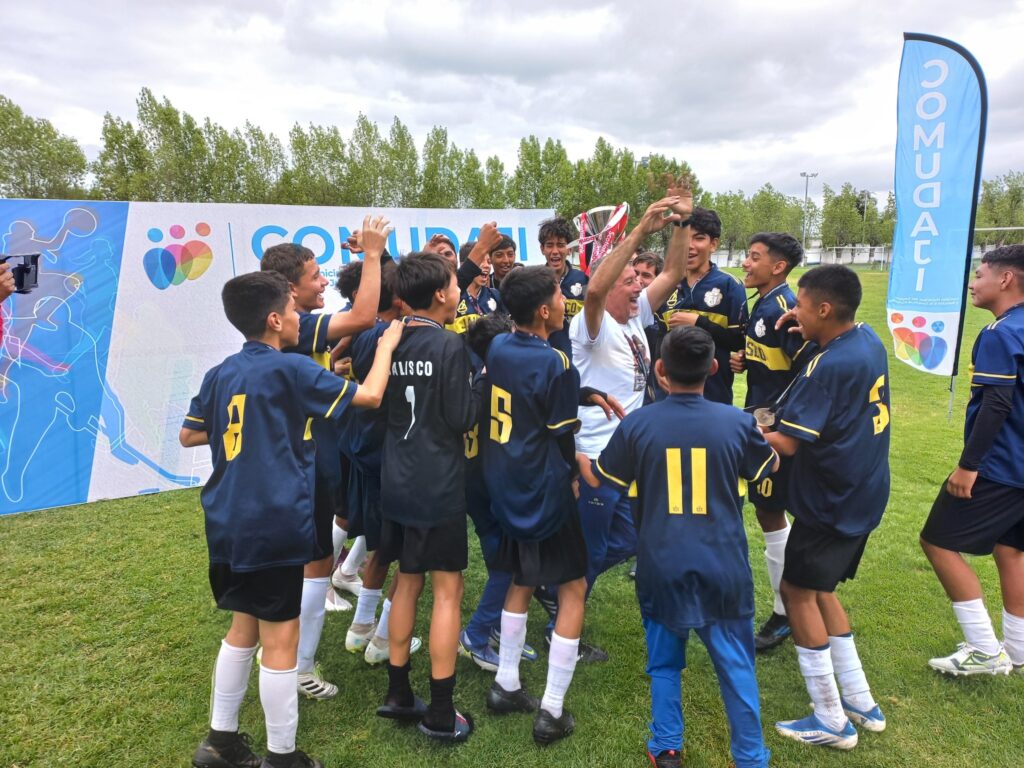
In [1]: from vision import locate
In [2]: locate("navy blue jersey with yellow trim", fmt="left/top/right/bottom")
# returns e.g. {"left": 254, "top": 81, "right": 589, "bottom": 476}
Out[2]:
{"left": 656, "top": 265, "right": 748, "bottom": 404}
{"left": 182, "top": 341, "right": 358, "bottom": 571}
{"left": 965, "top": 304, "right": 1024, "bottom": 488}
{"left": 776, "top": 323, "right": 891, "bottom": 536}
{"left": 744, "top": 283, "right": 814, "bottom": 408}
{"left": 286, "top": 311, "right": 334, "bottom": 369}
{"left": 595, "top": 394, "right": 776, "bottom": 631}
{"left": 482, "top": 331, "right": 581, "bottom": 541}
{"left": 550, "top": 266, "right": 588, "bottom": 358}
{"left": 343, "top": 320, "right": 389, "bottom": 475}
{"left": 446, "top": 285, "right": 505, "bottom": 335}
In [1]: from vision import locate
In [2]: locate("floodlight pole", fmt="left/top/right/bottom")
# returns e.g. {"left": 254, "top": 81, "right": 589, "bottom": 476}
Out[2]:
{"left": 800, "top": 171, "right": 818, "bottom": 250}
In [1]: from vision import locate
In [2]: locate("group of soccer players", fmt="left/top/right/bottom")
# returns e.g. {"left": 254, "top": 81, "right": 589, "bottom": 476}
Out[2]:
{"left": 181, "top": 183, "right": 1024, "bottom": 768}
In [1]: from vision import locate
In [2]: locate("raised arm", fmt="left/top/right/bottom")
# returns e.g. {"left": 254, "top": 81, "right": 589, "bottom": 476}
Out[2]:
{"left": 645, "top": 182, "right": 694, "bottom": 309}
{"left": 582, "top": 196, "right": 682, "bottom": 338}
{"left": 326, "top": 215, "right": 391, "bottom": 341}
{"left": 351, "top": 319, "right": 403, "bottom": 408}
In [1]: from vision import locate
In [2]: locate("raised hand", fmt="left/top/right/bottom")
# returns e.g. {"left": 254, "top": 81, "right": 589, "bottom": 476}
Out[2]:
{"left": 475, "top": 222, "right": 503, "bottom": 253}
{"left": 378, "top": 318, "right": 404, "bottom": 352}
{"left": 356, "top": 215, "right": 392, "bottom": 257}
{"left": 637, "top": 196, "right": 682, "bottom": 237}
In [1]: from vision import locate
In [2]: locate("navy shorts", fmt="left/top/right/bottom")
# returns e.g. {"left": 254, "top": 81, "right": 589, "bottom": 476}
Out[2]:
{"left": 495, "top": 508, "right": 588, "bottom": 587}
{"left": 378, "top": 518, "right": 468, "bottom": 574}
{"left": 747, "top": 459, "right": 792, "bottom": 515}
{"left": 209, "top": 563, "right": 304, "bottom": 622}
{"left": 783, "top": 519, "right": 869, "bottom": 592}
{"left": 921, "top": 475, "right": 1024, "bottom": 555}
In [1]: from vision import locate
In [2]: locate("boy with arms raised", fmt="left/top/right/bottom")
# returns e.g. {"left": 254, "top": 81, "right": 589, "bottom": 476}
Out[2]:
{"left": 376, "top": 252, "right": 478, "bottom": 742}
{"left": 580, "top": 325, "right": 777, "bottom": 768}
{"left": 733, "top": 232, "right": 812, "bottom": 651}
{"left": 183, "top": 271, "right": 401, "bottom": 768}
{"left": 480, "top": 266, "right": 586, "bottom": 745}
{"left": 764, "top": 265, "right": 889, "bottom": 749}
{"left": 920, "top": 245, "right": 1024, "bottom": 676}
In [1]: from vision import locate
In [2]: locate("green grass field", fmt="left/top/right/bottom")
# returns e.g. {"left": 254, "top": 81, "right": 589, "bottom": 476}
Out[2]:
{"left": 2, "top": 269, "right": 1022, "bottom": 768}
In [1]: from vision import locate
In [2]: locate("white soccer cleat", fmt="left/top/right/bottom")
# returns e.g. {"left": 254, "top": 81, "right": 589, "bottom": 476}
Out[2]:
{"left": 364, "top": 634, "right": 422, "bottom": 665}
{"left": 324, "top": 588, "right": 352, "bottom": 612}
{"left": 775, "top": 713, "right": 858, "bottom": 750}
{"left": 297, "top": 664, "right": 338, "bottom": 700}
{"left": 345, "top": 622, "right": 376, "bottom": 652}
{"left": 331, "top": 568, "right": 363, "bottom": 597}
{"left": 928, "top": 642, "right": 1012, "bottom": 676}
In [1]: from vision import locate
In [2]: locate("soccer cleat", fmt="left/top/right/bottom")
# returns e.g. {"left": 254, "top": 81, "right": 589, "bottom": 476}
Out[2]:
{"left": 775, "top": 713, "right": 858, "bottom": 750}
{"left": 331, "top": 568, "right": 362, "bottom": 597}
{"left": 460, "top": 630, "right": 500, "bottom": 671}
{"left": 345, "top": 621, "right": 376, "bottom": 652}
{"left": 841, "top": 698, "right": 886, "bottom": 732}
{"left": 533, "top": 707, "right": 575, "bottom": 745}
{"left": 647, "top": 748, "right": 682, "bottom": 768}
{"left": 296, "top": 665, "right": 338, "bottom": 700}
{"left": 417, "top": 710, "right": 474, "bottom": 742}
{"left": 324, "top": 588, "right": 352, "bottom": 612}
{"left": 192, "top": 731, "right": 262, "bottom": 768}
{"left": 1014, "top": 663, "right": 1024, "bottom": 676}
{"left": 486, "top": 682, "right": 540, "bottom": 714}
{"left": 488, "top": 627, "right": 538, "bottom": 662}
{"left": 364, "top": 634, "right": 422, "bottom": 665}
{"left": 259, "top": 749, "right": 322, "bottom": 768}
{"left": 533, "top": 585, "right": 559, "bottom": 620}
{"left": 376, "top": 694, "right": 427, "bottom": 721}
{"left": 928, "top": 642, "right": 1012, "bottom": 676}
{"left": 543, "top": 632, "right": 609, "bottom": 663}
{"left": 754, "top": 611, "right": 791, "bottom": 652}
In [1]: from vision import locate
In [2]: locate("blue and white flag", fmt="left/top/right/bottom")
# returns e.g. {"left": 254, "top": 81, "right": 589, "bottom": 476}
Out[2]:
{"left": 888, "top": 33, "right": 986, "bottom": 376}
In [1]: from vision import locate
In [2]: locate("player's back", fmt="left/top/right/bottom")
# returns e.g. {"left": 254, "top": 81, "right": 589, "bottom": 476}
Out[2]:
{"left": 380, "top": 324, "right": 475, "bottom": 525}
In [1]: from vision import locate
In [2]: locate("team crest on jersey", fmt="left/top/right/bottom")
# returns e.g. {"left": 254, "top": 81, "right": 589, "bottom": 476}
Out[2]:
{"left": 755, "top": 318, "right": 766, "bottom": 337}
{"left": 705, "top": 287, "right": 722, "bottom": 307}
{"left": 487, "top": 297, "right": 497, "bottom": 311}
{"left": 666, "top": 290, "right": 680, "bottom": 309}
{"left": 570, "top": 282, "right": 583, "bottom": 297}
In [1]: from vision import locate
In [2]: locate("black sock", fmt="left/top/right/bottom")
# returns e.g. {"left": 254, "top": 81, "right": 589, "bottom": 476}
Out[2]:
{"left": 386, "top": 661, "right": 414, "bottom": 705}
{"left": 424, "top": 674, "right": 456, "bottom": 731}
{"left": 264, "top": 750, "right": 295, "bottom": 768}
{"left": 207, "top": 728, "right": 235, "bottom": 748}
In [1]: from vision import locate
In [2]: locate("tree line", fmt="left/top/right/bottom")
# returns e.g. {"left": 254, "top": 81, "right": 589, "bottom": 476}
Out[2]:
{"left": 1, "top": 89, "right": 1021, "bottom": 248}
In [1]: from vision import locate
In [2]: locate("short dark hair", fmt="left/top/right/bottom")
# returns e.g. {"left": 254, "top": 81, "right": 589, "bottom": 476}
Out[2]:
{"left": 429, "top": 234, "right": 456, "bottom": 254}
{"left": 465, "top": 311, "right": 514, "bottom": 361}
{"left": 798, "top": 265, "right": 862, "bottom": 323}
{"left": 491, "top": 235, "right": 516, "bottom": 254}
{"left": 500, "top": 266, "right": 559, "bottom": 326}
{"left": 538, "top": 217, "right": 574, "bottom": 244}
{"left": 336, "top": 261, "right": 397, "bottom": 313}
{"left": 690, "top": 207, "right": 722, "bottom": 240}
{"left": 982, "top": 244, "right": 1024, "bottom": 275}
{"left": 260, "top": 242, "right": 314, "bottom": 284}
{"left": 749, "top": 232, "right": 803, "bottom": 274}
{"left": 632, "top": 251, "right": 663, "bottom": 274}
{"left": 395, "top": 251, "right": 454, "bottom": 310}
{"left": 222, "top": 272, "right": 291, "bottom": 339}
{"left": 459, "top": 241, "right": 477, "bottom": 265}
{"left": 660, "top": 326, "right": 715, "bottom": 386}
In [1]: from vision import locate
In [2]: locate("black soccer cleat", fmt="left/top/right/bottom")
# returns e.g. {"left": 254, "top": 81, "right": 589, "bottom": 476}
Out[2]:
{"left": 376, "top": 694, "right": 428, "bottom": 722}
{"left": 544, "top": 632, "right": 610, "bottom": 663}
{"left": 259, "top": 749, "right": 321, "bottom": 768}
{"left": 417, "top": 709, "right": 474, "bottom": 743}
{"left": 486, "top": 682, "right": 540, "bottom": 714}
{"left": 647, "top": 748, "right": 683, "bottom": 768}
{"left": 192, "top": 730, "right": 262, "bottom": 768}
{"left": 754, "top": 611, "right": 792, "bottom": 652}
{"left": 533, "top": 707, "right": 575, "bottom": 745}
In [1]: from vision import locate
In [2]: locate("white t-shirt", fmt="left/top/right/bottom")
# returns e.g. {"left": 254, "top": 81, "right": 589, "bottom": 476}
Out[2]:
{"left": 570, "top": 289, "right": 655, "bottom": 458}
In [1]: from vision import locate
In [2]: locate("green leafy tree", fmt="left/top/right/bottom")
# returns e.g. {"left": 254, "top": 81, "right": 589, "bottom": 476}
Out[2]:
{"left": 92, "top": 112, "right": 155, "bottom": 201}
{"left": 509, "top": 136, "right": 543, "bottom": 208}
{"left": 135, "top": 88, "right": 213, "bottom": 201}
{"left": 820, "top": 183, "right": 864, "bottom": 248}
{"left": 381, "top": 117, "right": 419, "bottom": 207}
{"left": 418, "top": 126, "right": 463, "bottom": 208}
{"left": 277, "top": 123, "right": 347, "bottom": 205}
{"left": 480, "top": 155, "right": 509, "bottom": 209}
{"left": 0, "top": 95, "right": 88, "bottom": 199}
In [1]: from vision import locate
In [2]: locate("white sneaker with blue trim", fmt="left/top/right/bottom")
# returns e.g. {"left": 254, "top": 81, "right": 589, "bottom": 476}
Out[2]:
{"left": 775, "top": 713, "right": 858, "bottom": 750}
{"left": 841, "top": 698, "right": 886, "bottom": 732}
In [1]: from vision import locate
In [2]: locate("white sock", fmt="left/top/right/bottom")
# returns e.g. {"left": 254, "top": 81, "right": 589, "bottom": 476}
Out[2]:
{"left": 829, "top": 633, "right": 876, "bottom": 712}
{"left": 374, "top": 598, "right": 392, "bottom": 642}
{"left": 494, "top": 610, "right": 528, "bottom": 692}
{"left": 340, "top": 536, "right": 367, "bottom": 577}
{"left": 796, "top": 644, "right": 845, "bottom": 731}
{"left": 297, "top": 577, "right": 329, "bottom": 674}
{"left": 354, "top": 588, "right": 382, "bottom": 626}
{"left": 953, "top": 599, "right": 1000, "bottom": 655}
{"left": 332, "top": 521, "right": 348, "bottom": 567}
{"left": 764, "top": 523, "right": 790, "bottom": 616}
{"left": 259, "top": 665, "right": 298, "bottom": 755}
{"left": 210, "top": 640, "right": 257, "bottom": 732}
{"left": 1003, "top": 609, "right": 1024, "bottom": 665}
{"left": 540, "top": 631, "right": 579, "bottom": 718}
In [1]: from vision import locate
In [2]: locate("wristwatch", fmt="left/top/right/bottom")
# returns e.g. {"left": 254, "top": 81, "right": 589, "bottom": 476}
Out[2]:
{"left": 673, "top": 217, "right": 693, "bottom": 228}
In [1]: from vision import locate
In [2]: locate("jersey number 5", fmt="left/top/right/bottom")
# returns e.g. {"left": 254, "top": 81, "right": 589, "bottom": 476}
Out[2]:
{"left": 223, "top": 395, "right": 246, "bottom": 461}
{"left": 665, "top": 447, "right": 708, "bottom": 515}
{"left": 489, "top": 386, "right": 512, "bottom": 444}
{"left": 869, "top": 374, "right": 889, "bottom": 435}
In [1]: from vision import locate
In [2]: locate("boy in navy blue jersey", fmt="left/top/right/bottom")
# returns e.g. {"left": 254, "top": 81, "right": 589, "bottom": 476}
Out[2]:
{"left": 182, "top": 271, "right": 401, "bottom": 768}
{"left": 479, "top": 266, "right": 587, "bottom": 745}
{"left": 921, "top": 245, "right": 1024, "bottom": 677}
{"left": 763, "top": 265, "right": 890, "bottom": 750}
{"left": 259, "top": 217, "right": 388, "bottom": 699}
{"left": 538, "top": 217, "right": 588, "bottom": 358}
{"left": 447, "top": 242, "right": 506, "bottom": 334}
{"left": 657, "top": 207, "right": 747, "bottom": 404}
{"left": 580, "top": 325, "right": 777, "bottom": 768}
{"left": 732, "top": 233, "right": 813, "bottom": 652}
{"left": 376, "top": 252, "right": 478, "bottom": 742}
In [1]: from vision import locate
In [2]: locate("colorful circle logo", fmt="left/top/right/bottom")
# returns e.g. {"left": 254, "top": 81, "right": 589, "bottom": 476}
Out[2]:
{"left": 144, "top": 223, "right": 214, "bottom": 289}
{"left": 892, "top": 322, "right": 947, "bottom": 370}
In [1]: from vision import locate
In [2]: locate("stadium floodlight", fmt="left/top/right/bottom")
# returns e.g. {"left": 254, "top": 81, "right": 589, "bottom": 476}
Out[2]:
{"left": 800, "top": 172, "right": 818, "bottom": 250}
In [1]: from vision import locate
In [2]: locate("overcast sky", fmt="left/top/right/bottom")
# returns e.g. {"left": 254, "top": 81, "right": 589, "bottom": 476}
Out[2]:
{"left": 3, "top": 0, "right": 1022, "bottom": 203}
